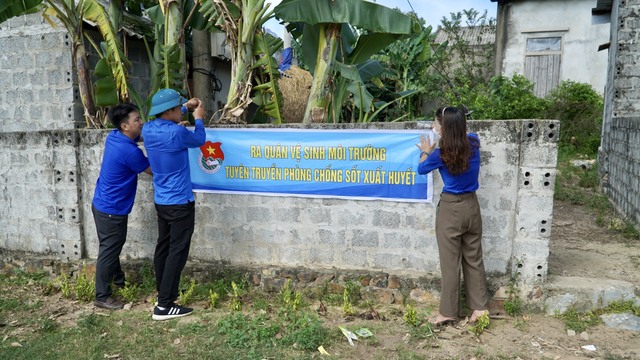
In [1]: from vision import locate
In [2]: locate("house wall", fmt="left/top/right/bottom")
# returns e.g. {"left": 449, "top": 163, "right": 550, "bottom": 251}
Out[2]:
{"left": 496, "top": 0, "right": 609, "bottom": 94}
{"left": 598, "top": 0, "right": 640, "bottom": 229}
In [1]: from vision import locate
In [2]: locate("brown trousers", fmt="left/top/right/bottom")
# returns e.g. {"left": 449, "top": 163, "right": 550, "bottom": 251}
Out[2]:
{"left": 435, "top": 192, "right": 488, "bottom": 317}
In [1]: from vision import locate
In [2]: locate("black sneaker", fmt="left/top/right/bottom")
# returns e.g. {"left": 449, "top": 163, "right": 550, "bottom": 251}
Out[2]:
{"left": 152, "top": 304, "right": 193, "bottom": 321}
{"left": 94, "top": 296, "right": 124, "bottom": 310}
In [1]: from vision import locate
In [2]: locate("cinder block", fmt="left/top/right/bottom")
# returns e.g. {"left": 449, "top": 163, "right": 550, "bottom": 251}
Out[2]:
{"left": 372, "top": 209, "right": 401, "bottom": 228}
{"left": 276, "top": 247, "right": 307, "bottom": 266}
{"left": 371, "top": 252, "right": 417, "bottom": 270}
{"left": 245, "top": 206, "right": 273, "bottom": 223}
{"left": 381, "top": 232, "right": 411, "bottom": 249}
{"left": 511, "top": 254, "right": 548, "bottom": 284}
{"left": 259, "top": 229, "right": 292, "bottom": 245}
{"left": 307, "top": 207, "right": 332, "bottom": 224}
{"left": 339, "top": 248, "right": 369, "bottom": 268}
{"left": 518, "top": 167, "right": 556, "bottom": 192}
{"left": 351, "top": 229, "right": 379, "bottom": 247}
{"left": 335, "top": 208, "right": 367, "bottom": 226}
{"left": 316, "top": 228, "right": 346, "bottom": 245}
{"left": 308, "top": 248, "right": 336, "bottom": 264}
{"left": 231, "top": 226, "right": 254, "bottom": 244}
{"left": 273, "top": 208, "right": 301, "bottom": 222}
{"left": 246, "top": 246, "right": 273, "bottom": 262}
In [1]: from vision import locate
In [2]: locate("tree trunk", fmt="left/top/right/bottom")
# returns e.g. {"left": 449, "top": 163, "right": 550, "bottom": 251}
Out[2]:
{"left": 165, "top": 0, "right": 184, "bottom": 90}
{"left": 73, "top": 43, "right": 97, "bottom": 128}
{"left": 220, "top": 0, "right": 267, "bottom": 123}
{"left": 303, "top": 23, "right": 340, "bottom": 124}
{"left": 192, "top": 29, "right": 214, "bottom": 120}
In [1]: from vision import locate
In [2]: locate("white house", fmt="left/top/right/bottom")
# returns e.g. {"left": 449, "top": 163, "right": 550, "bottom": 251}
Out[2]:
{"left": 491, "top": 0, "right": 610, "bottom": 96}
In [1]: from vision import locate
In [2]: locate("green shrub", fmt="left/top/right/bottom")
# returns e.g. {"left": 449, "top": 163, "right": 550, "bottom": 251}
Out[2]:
{"left": 544, "top": 81, "right": 604, "bottom": 156}
{"left": 445, "top": 74, "right": 547, "bottom": 120}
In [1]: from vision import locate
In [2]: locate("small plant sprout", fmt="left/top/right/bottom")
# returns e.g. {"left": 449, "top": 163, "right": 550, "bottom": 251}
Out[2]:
{"left": 209, "top": 289, "right": 220, "bottom": 308}
{"left": 178, "top": 279, "right": 197, "bottom": 306}
{"left": 230, "top": 281, "right": 242, "bottom": 312}
{"left": 469, "top": 312, "right": 490, "bottom": 336}
{"left": 404, "top": 303, "right": 418, "bottom": 327}
{"left": 58, "top": 273, "right": 71, "bottom": 299}
{"left": 74, "top": 264, "right": 95, "bottom": 302}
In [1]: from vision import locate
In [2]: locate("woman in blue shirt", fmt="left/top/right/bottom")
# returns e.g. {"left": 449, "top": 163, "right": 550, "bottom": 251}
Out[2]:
{"left": 417, "top": 107, "right": 489, "bottom": 326}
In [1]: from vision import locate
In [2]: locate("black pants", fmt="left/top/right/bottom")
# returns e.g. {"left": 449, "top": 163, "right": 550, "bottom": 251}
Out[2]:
{"left": 154, "top": 201, "right": 195, "bottom": 307}
{"left": 92, "top": 205, "right": 127, "bottom": 301}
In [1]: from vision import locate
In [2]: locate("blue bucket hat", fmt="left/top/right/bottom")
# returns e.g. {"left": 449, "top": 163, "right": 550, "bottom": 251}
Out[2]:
{"left": 148, "top": 88, "right": 186, "bottom": 117}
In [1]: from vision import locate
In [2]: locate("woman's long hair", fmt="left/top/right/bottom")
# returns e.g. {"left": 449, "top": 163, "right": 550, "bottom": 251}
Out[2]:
{"left": 438, "top": 107, "right": 479, "bottom": 175}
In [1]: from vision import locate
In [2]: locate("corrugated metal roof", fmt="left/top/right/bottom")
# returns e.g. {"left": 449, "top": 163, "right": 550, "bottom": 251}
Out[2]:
{"left": 434, "top": 26, "right": 495, "bottom": 46}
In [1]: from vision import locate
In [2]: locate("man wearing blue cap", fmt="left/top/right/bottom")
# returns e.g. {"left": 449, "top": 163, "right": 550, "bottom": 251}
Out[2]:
{"left": 143, "top": 88, "right": 206, "bottom": 320}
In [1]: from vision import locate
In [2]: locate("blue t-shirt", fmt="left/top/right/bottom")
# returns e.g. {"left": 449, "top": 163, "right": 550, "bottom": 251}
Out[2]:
{"left": 142, "top": 118, "right": 206, "bottom": 205}
{"left": 417, "top": 133, "right": 481, "bottom": 194}
{"left": 92, "top": 129, "right": 150, "bottom": 215}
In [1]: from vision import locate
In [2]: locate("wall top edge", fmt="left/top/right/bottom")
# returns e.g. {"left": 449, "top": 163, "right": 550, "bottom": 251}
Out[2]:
{"left": 0, "top": 119, "right": 561, "bottom": 136}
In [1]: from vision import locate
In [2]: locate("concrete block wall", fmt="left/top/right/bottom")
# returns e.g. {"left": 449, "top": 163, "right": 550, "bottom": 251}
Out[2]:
{"left": 0, "top": 13, "right": 81, "bottom": 132}
{"left": 0, "top": 130, "right": 83, "bottom": 260}
{"left": 599, "top": 0, "right": 640, "bottom": 229}
{"left": 0, "top": 120, "right": 558, "bottom": 286}
{"left": 78, "top": 130, "right": 157, "bottom": 261}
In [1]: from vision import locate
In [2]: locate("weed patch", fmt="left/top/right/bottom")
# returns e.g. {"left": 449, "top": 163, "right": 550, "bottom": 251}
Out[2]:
{"left": 557, "top": 308, "right": 601, "bottom": 332}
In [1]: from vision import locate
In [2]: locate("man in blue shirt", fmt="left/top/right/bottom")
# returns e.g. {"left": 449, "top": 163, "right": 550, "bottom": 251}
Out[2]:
{"left": 143, "top": 88, "right": 206, "bottom": 320}
{"left": 92, "top": 103, "right": 151, "bottom": 310}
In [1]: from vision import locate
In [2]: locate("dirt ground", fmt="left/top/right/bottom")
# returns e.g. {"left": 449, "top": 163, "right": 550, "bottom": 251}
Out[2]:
{"left": 2, "top": 199, "right": 640, "bottom": 359}
{"left": 321, "top": 199, "right": 640, "bottom": 359}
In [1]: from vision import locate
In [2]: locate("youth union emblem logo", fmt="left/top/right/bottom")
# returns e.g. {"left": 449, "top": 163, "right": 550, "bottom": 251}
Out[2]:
{"left": 198, "top": 141, "right": 224, "bottom": 174}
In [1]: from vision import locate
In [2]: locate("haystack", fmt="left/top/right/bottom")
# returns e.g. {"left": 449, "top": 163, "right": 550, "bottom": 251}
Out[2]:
{"left": 278, "top": 65, "right": 312, "bottom": 123}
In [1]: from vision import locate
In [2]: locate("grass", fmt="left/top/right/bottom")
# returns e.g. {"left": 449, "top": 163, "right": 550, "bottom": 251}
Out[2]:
{"left": 2, "top": 265, "right": 639, "bottom": 359}
{"left": 0, "top": 268, "right": 334, "bottom": 360}
{"left": 555, "top": 147, "right": 640, "bottom": 242}
{"left": 557, "top": 300, "right": 640, "bottom": 332}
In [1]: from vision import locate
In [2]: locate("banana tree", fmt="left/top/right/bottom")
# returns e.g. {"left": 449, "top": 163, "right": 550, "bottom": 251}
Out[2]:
{"left": 1, "top": 0, "right": 135, "bottom": 127}
{"left": 274, "top": 0, "right": 416, "bottom": 124}
{"left": 377, "top": 24, "right": 442, "bottom": 119}
{"left": 146, "top": 0, "right": 210, "bottom": 97}
{"left": 198, "top": 0, "right": 284, "bottom": 124}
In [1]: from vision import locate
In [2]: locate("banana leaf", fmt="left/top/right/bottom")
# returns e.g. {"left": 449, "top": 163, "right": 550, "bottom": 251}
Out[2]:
{"left": 362, "top": 90, "right": 417, "bottom": 123}
{"left": 148, "top": 1, "right": 209, "bottom": 30}
{"left": 83, "top": 0, "right": 129, "bottom": 100}
{"left": 251, "top": 32, "right": 284, "bottom": 123}
{"left": 0, "top": 0, "right": 43, "bottom": 24}
{"left": 197, "top": 0, "right": 241, "bottom": 31}
{"left": 274, "top": 0, "right": 415, "bottom": 34}
{"left": 334, "top": 62, "right": 373, "bottom": 113}
{"left": 94, "top": 61, "right": 119, "bottom": 106}
{"left": 155, "top": 43, "right": 183, "bottom": 90}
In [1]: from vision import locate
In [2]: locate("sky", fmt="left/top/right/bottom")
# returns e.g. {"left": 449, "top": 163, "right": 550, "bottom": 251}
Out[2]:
{"left": 264, "top": 0, "right": 497, "bottom": 36}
